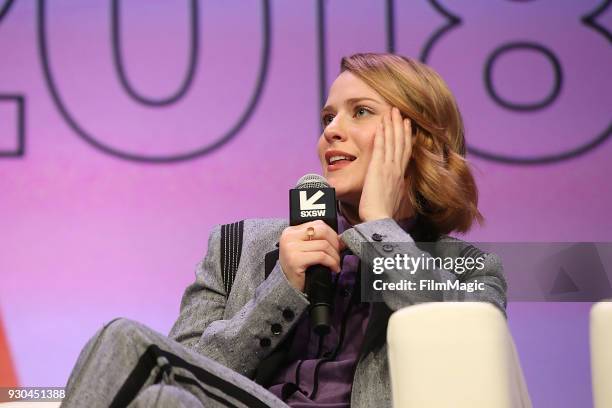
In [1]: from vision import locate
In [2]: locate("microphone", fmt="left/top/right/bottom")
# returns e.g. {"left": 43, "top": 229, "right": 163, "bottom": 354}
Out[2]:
{"left": 289, "top": 174, "right": 338, "bottom": 335}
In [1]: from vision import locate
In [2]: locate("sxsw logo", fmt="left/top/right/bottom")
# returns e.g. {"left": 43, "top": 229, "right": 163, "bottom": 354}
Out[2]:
{"left": 299, "top": 190, "right": 326, "bottom": 217}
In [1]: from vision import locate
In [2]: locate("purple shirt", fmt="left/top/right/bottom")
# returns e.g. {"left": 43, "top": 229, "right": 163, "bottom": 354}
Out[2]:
{"left": 267, "top": 214, "right": 415, "bottom": 407}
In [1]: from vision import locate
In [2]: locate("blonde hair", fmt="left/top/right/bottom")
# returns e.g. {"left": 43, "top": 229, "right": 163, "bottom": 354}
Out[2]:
{"left": 341, "top": 53, "right": 482, "bottom": 235}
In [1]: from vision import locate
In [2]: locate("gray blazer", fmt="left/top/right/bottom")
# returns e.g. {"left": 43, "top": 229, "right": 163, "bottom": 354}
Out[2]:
{"left": 168, "top": 217, "right": 507, "bottom": 408}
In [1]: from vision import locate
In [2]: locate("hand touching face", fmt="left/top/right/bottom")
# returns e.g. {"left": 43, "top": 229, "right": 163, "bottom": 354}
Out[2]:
{"left": 358, "top": 107, "right": 413, "bottom": 222}
{"left": 317, "top": 71, "right": 414, "bottom": 221}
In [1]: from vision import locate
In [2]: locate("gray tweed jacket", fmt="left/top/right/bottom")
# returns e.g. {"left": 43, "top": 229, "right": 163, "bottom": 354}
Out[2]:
{"left": 168, "top": 218, "right": 507, "bottom": 408}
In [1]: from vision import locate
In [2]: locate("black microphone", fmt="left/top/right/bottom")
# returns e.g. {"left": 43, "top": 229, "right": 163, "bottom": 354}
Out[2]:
{"left": 289, "top": 174, "right": 338, "bottom": 335}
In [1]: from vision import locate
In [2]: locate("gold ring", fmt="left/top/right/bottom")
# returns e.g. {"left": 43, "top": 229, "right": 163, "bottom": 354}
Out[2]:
{"left": 306, "top": 226, "right": 315, "bottom": 241}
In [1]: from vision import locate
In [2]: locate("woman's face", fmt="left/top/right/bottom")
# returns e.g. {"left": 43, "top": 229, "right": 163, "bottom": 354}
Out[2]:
{"left": 317, "top": 71, "right": 393, "bottom": 205}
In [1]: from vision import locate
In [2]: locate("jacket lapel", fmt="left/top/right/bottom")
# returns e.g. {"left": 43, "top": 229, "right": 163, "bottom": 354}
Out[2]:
{"left": 264, "top": 248, "right": 280, "bottom": 279}
{"left": 358, "top": 302, "right": 393, "bottom": 361}
{"left": 355, "top": 218, "right": 439, "bottom": 361}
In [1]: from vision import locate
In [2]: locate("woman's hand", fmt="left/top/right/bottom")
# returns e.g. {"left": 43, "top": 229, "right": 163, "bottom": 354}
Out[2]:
{"left": 279, "top": 220, "right": 342, "bottom": 293}
{"left": 359, "top": 107, "right": 413, "bottom": 222}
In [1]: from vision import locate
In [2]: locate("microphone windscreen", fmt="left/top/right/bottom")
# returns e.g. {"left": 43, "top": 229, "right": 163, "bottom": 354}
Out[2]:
{"left": 295, "top": 174, "right": 330, "bottom": 189}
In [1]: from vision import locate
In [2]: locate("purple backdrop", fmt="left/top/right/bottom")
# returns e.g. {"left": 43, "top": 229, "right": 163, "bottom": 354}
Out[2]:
{"left": 1, "top": 1, "right": 611, "bottom": 406}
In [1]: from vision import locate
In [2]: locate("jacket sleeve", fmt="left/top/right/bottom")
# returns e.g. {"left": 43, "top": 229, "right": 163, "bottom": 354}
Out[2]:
{"left": 340, "top": 218, "right": 507, "bottom": 317}
{"left": 168, "top": 224, "right": 310, "bottom": 377}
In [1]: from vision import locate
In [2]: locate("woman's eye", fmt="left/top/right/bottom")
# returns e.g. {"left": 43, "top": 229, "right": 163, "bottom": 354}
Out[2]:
{"left": 354, "top": 106, "right": 372, "bottom": 118}
{"left": 322, "top": 114, "right": 334, "bottom": 126}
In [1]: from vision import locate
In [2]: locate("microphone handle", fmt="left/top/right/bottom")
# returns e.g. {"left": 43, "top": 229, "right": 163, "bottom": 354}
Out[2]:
{"left": 305, "top": 264, "right": 333, "bottom": 335}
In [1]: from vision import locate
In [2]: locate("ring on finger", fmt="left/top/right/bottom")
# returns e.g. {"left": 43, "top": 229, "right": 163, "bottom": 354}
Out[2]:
{"left": 306, "top": 226, "right": 315, "bottom": 241}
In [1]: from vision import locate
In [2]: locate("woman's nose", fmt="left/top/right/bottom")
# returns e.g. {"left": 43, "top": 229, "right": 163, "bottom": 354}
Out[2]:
{"left": 323, "top": 117, "right": 347, "bottom": 143}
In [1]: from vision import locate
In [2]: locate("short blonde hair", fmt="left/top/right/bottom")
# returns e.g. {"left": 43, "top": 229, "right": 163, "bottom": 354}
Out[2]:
{"left": 341, "top": 53, "right": 482, "bottom": 235}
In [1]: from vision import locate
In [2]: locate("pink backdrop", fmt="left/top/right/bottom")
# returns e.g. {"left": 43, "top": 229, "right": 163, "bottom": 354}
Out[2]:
{"left": 1, "top": 1, "right": 611, "bottom": 406}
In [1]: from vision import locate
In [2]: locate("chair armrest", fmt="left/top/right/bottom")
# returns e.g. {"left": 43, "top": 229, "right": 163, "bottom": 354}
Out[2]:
{"left": 387, "top": 302, "right": 531, "bottom": 408}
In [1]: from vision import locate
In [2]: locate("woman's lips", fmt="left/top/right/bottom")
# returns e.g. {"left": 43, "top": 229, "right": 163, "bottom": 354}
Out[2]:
{"left": 327, "top": 159, "right": 355, "bottom": 171}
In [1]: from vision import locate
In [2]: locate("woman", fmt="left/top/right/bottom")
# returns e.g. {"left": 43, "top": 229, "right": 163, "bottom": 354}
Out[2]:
{"left": 61, "top": 53, "right": 506, "bottom": 408}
